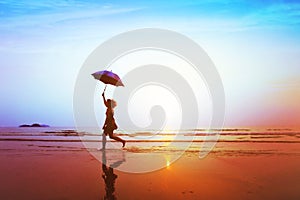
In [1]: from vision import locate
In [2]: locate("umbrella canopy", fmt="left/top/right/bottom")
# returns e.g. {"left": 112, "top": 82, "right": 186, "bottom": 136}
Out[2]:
{"left": 92, "top": 70, "right": 124, "bottom": 86}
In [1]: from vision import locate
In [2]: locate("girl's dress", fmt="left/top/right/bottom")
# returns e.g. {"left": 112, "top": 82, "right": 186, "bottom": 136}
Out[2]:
{"left": 103, "top": 108, "right": 118, "bottom": 135}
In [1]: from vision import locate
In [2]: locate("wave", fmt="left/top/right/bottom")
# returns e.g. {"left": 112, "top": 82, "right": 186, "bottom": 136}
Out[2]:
{"left": 0, "top": 127, "right": 299, "bottom": 145}
{"left": 0, "top": 138, "right": 299, "bottom": 143}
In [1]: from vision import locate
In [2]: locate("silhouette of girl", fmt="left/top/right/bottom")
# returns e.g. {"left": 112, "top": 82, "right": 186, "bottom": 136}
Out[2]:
{"left": 102, "top": 91, "right": 125, "bottom": 148}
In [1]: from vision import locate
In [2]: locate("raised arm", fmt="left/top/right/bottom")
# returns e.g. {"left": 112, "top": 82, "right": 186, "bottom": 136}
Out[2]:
{"left": 102, "top": 92, "right": 108, "bottom": 130}
{"left": 102, "top": 92, "right": 107, "bottom": 107}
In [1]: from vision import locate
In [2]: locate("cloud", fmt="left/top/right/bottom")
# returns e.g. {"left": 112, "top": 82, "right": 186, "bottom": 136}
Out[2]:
{"left": 2, "top": 0, "right": 300, "bottom": 38}
{"left": 242, "top": 2, "right": 300, "bottom": 28}
{"left": 0, "top": 4, "right": 143, "bottom": 30}
{"left": 0, "top": 1, "right": 144, "bottom": 53}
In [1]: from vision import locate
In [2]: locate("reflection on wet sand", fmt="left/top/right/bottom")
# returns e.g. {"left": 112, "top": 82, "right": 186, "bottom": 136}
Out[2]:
{"left": 101, "top": 141, "right": 125, "bottom": 200}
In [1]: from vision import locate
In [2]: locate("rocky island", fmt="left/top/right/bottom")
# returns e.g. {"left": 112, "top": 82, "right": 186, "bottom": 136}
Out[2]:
{"left": 19, "top": 123, "right": 50, "bottom": 127}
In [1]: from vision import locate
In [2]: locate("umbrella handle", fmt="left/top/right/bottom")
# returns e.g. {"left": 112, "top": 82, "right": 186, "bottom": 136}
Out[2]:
{"left": 103, "top": 85, "right": 107, "bottom": 93}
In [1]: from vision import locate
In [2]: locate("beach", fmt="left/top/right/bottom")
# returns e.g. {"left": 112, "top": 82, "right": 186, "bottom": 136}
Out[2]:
{"left": 0, "top": 127, "right": 299, "bottom": 200}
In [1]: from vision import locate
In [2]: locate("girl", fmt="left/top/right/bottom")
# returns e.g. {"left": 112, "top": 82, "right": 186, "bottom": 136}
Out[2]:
{"left": 102, "top": 91, "right": 125, "bottom": 148}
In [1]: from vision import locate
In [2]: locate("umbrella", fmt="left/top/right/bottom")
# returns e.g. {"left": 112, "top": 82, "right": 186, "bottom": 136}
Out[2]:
{"left": 92, "top": 70, "right": 124, "bottom": 87}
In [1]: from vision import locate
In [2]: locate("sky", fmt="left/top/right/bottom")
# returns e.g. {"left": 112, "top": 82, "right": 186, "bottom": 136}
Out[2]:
{"left": 0, "top": 0, "right": 300, "bottom": 128}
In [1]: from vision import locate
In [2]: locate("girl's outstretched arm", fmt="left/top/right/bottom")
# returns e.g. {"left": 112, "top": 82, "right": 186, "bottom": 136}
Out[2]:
{"left": 102, "top": 91, "right": 108, "bottom": 107}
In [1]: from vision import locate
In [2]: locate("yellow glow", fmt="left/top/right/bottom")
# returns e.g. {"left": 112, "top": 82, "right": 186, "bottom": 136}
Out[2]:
{"left": 165, "top": 155, "right": 171, "bottom": 170}
{"left": 166, "top": 160, "right": 170, "bottom": 169}
{"left": 161, "top": 131, "right": 176, "bottom": 148}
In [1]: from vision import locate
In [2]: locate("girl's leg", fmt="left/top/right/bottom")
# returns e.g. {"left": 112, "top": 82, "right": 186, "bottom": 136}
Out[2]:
{"left": 109, "top": 132, "right": 126, "bottom": 147}
{"left": 102, "top": 133, "right": 107, "bottom": 149}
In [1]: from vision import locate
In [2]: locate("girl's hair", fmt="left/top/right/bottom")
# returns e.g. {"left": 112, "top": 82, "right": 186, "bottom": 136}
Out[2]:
{"left": 107, "top": 99, "right": 117, "bottom": 108}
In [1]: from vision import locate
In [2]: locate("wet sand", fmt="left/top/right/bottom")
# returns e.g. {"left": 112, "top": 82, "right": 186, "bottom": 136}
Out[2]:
{"left": 0, "top": 133, "right": 299, "bottom": 200}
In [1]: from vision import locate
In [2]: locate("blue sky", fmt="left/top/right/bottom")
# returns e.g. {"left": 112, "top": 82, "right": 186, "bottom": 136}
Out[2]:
{"left": 1, "top": 0, "right": 300, "bottom": 127}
